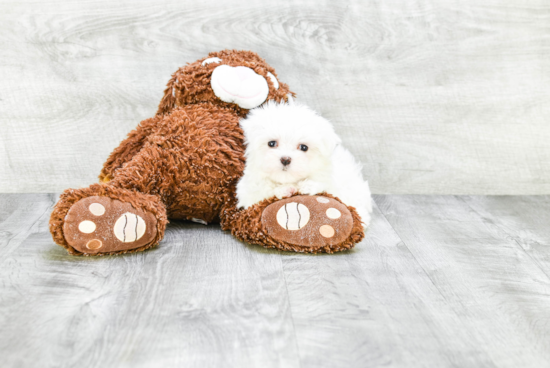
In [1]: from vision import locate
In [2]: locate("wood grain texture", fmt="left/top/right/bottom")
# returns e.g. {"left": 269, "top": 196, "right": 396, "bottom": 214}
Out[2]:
{"left": 0, "top": 0, "right": 549, "bottom": 194}
{"left": 460, "top": 195, "right": 550, "bottom": 277}
{"left": 0, "top": 194, "right": 299, "bottom": 368}
{"left": 1, "top": 194, "right": 550, "bottom": 367}
{"left": 376, "top": 194, "right": 550, "bottom": 368}
{"left": 280, "top": 200, "right": 495, "bottom": 367}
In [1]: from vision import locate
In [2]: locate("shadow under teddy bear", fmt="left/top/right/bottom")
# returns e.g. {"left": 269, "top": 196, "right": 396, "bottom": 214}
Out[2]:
{"left": 49, "top": 50, "right": 365, "bottom": 256}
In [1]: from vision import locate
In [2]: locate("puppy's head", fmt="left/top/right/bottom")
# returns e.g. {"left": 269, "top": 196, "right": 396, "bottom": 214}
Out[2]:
{"left": 240, "top": 102, "right": 341, "bottom": 184}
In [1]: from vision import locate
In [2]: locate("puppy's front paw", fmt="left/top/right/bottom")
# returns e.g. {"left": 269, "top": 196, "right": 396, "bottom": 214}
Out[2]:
{"left": 298, "top": 180, "right": 324, "bottom": 195}
{"left": 274, "top": 185, "right": 297, "bottom": 199}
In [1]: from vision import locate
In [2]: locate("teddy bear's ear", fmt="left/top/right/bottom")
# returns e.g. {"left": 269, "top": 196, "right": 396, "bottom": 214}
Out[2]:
{"left": 156, "top": 73, "right": 178, "bottom": 115}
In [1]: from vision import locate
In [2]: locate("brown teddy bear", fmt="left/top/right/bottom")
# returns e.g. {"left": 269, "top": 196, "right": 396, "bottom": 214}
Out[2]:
{"left": 49, "top": 50, "right": 365, "bottom": 256}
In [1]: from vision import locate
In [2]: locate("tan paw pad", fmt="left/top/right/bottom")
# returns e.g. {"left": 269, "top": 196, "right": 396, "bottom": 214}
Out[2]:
{"left": 319, "top": 225, "right": 335, "bottom": 238}
{"left": 63, "top": 196, "right": 158, "bottom": 254}
{"left": 262, "top": 195, "right": 354, "bottom": 248}
{"left": 86, "top": 239, "right": 103, "bottom": 250}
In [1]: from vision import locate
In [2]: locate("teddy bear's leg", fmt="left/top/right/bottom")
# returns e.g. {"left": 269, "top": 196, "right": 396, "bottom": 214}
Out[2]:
{"left": 99, "top": 115, "right": 164, "bottom": 182}
{"left": 221, "top": 193, "right": 365, "bottom": 253}
{"left": 49, "top": 183, "right": 167, "bottom": 255}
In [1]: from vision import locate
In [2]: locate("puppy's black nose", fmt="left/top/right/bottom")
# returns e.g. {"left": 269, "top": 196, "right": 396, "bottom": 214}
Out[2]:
{"left": 280, "top": 157, "right": 291, "bottom": 166}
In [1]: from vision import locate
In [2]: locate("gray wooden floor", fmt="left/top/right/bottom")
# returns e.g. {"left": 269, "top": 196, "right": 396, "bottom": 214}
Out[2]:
{"left": 1, "top": 194, "right": 549, "bottom": 368}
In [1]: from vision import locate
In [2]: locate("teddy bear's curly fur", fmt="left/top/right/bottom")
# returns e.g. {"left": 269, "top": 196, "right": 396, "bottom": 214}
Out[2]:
{"left": 49, "top": 50, "right": 365, "bottom": 256}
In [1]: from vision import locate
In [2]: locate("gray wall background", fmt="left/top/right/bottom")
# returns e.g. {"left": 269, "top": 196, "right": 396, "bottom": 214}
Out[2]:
{"left": 1, "top": 0, "right": 548, "bottom": 194}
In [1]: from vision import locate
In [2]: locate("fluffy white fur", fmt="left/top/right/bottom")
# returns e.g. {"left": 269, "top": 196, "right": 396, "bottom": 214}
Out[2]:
{"left": 236, "top": 101, "right": 372, "bottom": 228}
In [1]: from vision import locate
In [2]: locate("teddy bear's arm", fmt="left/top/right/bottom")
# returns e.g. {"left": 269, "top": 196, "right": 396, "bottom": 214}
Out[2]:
{"left": 99, "top": 115, "right": 163, "bottom": 182}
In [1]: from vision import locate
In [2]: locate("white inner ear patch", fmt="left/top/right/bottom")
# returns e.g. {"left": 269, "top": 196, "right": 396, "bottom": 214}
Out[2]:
{"left": 202, "top": 57, "right": 222, "bottom": 66}
{"left": 89, "top": 203, "right": 105, "bottom": 216}
{"left": 266, "top": 72, "right": 279, "bottom": 90}
{"left": 114, "top": 212, "right": 146, "bottom": 243}
{"left": 276, "top": 202, "right": 310, "bottom": 230}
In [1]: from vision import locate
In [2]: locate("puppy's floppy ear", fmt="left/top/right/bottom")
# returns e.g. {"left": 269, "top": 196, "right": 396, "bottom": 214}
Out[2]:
{"left": 319, "top": 128, "right": 342, "bottom": 155}
{"left": 239, "top": 109, "right": 267, "bottom": 145}
{"left": 312, "top": 114, "right": 342, "bottom": 154}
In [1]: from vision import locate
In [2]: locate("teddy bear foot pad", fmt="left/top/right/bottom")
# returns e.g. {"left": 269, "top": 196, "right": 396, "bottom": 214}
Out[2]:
{"left": 63, "top": 196, "right": 158, "bottom": 255}
{"left": 261, "top": 195, "right": 354, "bottom": 248}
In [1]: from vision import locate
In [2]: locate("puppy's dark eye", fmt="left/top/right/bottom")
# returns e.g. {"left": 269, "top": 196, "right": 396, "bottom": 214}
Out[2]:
{"left": 268, "top": 141, "right": 278, "bottom": 148}
{"left": 299, "top": 144, "right": 308, "bottom": 152}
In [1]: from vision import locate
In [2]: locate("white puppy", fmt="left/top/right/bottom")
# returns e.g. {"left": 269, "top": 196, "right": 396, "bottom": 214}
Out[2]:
{"left": 236, "top": 101, "right": 372, "bottom": 228}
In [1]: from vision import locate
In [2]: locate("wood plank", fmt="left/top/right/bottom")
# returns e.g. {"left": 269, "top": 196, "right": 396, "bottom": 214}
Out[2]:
{"left": 0, "top": 193, "right": 56, "bottom": 260}
{"left": 0, "top": 194, "right": 299, "bottom": 368}
{"left": 376, "top": 195, "right": 550, "bottom": 368}
{"left": 2, "top": 194, "right": 550, "bottom": 367}
{"left": 281, "top": 198, "right": 498, "bottom": 368}
{"left": 0, "top": 0, "right": 549, "bottom": 194}
{"left": 460, "top": 195, "right": 550, "bottom": 278}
